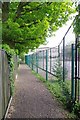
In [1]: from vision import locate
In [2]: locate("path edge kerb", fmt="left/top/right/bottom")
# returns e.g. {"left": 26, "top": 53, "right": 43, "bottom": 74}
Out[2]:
{"left": 4, "top": 74, "right": 18, "bottom": 119}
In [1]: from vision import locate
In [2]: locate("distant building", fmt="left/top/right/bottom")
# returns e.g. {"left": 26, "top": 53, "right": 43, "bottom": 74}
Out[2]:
{"left": 36, "top": 47, "right": 49, "bottom": 52}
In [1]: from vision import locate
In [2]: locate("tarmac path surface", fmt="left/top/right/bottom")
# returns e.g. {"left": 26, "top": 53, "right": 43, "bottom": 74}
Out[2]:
{"left": 7, "top": 64, "right": 69, "bottom": 119}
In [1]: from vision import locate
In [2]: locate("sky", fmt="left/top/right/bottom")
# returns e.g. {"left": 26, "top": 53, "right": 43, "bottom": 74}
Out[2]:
{"left": 39, "top": 20, "right": 75, "bottom": 48}
{"left": 39, "top": 14, "right": 76, "bottom": 48}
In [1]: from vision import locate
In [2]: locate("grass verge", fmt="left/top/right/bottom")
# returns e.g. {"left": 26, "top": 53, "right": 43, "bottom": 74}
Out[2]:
{"left": 32, "top": 70, "right": 77, "bottom": 119}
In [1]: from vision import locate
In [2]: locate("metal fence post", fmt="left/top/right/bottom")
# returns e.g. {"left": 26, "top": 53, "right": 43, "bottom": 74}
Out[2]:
{"left": 78, "top": 47, "right": 80, "bottom": 102}
{"left": 25, "top": 55, "right": 29, "bottom": 65}
{"left": 63, "top": 37, "right": 65, "bottom": 82}
{"left": 71, "top": 44, "right": 75, "bottom": 100}
{"left": 29, "top": 55, "right": 31, "bottom": 67}
{"left": 50, "top": 48, "right": 51, "bottom": 73}
{"left": 29, "top": 55, "right": 30, "bottom": 67}
{"left": 36, "top": 53, "right": 38, "bottom": 73}
{"left": 32, "top": 54, "right": 33, "bottom": 70}
{"left": 46, "top": 50, "right": 48, "bottom": 81}
{"left": 43, "top": 50, "right": 44, "bottom": 70}
{"left": 38, "top": 52, "right": 40, "bottom": 68}
{"left": 28, "top": 55, "right": 30, "bottom": 67}
{"left": 75, "top": 37, "right": 78, "bottom": 101}
{"left": 25, "top": 55, "right": 27, "bottom": 64}
{"left": 0, "top": 50, "right": 2, "bottom": 120}
{"left": 58, "top": 45, "right": 60, "bottom": 57}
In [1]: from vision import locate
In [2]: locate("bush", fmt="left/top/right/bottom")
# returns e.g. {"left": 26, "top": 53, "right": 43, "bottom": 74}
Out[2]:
{"left": 2, "top": 44, "right": 16, "bottom": 95}
{"left": 73, "top": 101, "right": 80, "bottom": 118}
{"left": 53, "top": 58, "right": 68, "bottom": 83}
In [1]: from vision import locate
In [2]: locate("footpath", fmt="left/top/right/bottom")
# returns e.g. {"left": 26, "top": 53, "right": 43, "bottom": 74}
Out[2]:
{"left": 7, "top": 64, "right": 69, "bottom": 118}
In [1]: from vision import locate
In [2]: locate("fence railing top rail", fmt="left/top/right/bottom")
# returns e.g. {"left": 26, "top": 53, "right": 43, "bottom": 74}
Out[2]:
{"left": 58, "top": 18, "right": 75, "bottom": 46}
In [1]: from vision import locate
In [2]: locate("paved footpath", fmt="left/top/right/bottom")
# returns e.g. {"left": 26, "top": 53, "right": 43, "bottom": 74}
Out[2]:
{"left": 7, "top": 64, "right": 69, "bottom": 118}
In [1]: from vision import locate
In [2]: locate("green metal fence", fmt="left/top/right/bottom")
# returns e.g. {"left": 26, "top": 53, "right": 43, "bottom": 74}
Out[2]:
{"left": 74, "top": 36, "right": 80, "bottom": 103}
{"left": 25, "top": 25, "right": 74, "bottom": 79}
{"left": 26, "top": 25, "right": 73, "bottom": 91}
{"left": 25, "top": 28, "right": 80, "bottom": 104}
{"left": 70, "top": 36, "right": 80, "bottom": 103}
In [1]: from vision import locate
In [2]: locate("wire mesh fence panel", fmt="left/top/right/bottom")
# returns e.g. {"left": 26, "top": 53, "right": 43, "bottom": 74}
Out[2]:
{"left": 25, "top": 35, "right": 75, "bottom": 82}
{"left": 38, "top": 51, "right": 45, "bottom": 70}
{"left": 71, "top": 36, "right": 80, "bottom": 103}
{"left": 77, "top": 49, "right": 80, "bottom": 102}
{"left": 60, "top": 40, "right": 70, "bottom": 81}
{"left": 25, "top": 24, "right": 80, "bottom": 104}
{"left": 49, "top": 47, "right": 59, "bottom": 75}
{"left": 76, "top": 36, "right": 80, "bottom": 102}
{"left": 64, "top": 26, "right": 75, "bottom": 81}
{"left": 34, "top": 53, "right": 37, "bottom": 72}
{"left": 37, "top": 50, "right": 47, "bottom": 79}
{"left": 65, "top": 45, "right": 72, "bottom": 80}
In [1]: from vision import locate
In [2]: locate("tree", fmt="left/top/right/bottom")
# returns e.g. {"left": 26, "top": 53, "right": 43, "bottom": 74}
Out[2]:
{"left": 73, "top": 1, "right": 80, "bottom": 36}
{"left": 73, "top": 2, "right": 80, "bottom": 56}
{"left": 2, "top": 1, "right": 74, "bottom": 54}
{"left": 73, "top": 14, "right": 80, "bottom": 36}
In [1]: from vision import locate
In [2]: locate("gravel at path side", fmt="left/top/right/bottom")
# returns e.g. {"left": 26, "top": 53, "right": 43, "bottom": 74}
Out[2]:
{"left": 7, "top": 64, "right": 69, "bottom": 118}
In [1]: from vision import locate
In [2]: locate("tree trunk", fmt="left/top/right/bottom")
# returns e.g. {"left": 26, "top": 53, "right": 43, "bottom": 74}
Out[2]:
{"left": 2, "top": 2, "right": 10, "bottom": 22}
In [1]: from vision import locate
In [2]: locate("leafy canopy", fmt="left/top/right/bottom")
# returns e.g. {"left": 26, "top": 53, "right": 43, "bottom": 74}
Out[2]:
{"left": 2, "top": 2, "right": 74, "bottom": 54}
{"left": 73, "top": 14, "right": 80, "bottom": 36}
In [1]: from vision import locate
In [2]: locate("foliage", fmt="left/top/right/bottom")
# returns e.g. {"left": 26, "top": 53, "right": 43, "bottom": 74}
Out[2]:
{"left": 73, "top": 1, "right": 80, "bottom": 35}
{"left": 2, "top": 2, "right": 75, "bottom": 54}
{"left": 1, "top": 44, "right": 16, "bottom": 95}
{"left": 19, "top": 52, "right": 25, "bottom": 63}
{"left": 62, "top": 81, "right": 71, "bottom": 95}
{"left": 73, "top": 14, "right": 80, "bottom": 35}
{"left": 73, "top": 101, "right": 80, "bottom": 118}
{"left": 9, "top": 57, "right": 15, "bottom": 95}
{"left": 53, "top": 58, "right": 63, "bottom": 82}
{"left": 32, "top": 71, "right": 76, "bottom": 118}
{"left": 35, "top": 66, "right": 80, "bottom": 118}
{"left": 52, "top": 58, "right": 73, "bottom": 111}
{"left": 2, "top": 44, "right": 15, "bottom": 55}
{"left": 53, "top": 58, "right": 68, "bottom": 83}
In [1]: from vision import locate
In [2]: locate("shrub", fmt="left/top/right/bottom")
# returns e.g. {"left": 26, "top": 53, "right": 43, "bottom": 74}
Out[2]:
{"left": 53, "top": 58, "right": 68, "bottom": 83}
{"left": 2, "top": 44, "right": 16, "bottom": 95}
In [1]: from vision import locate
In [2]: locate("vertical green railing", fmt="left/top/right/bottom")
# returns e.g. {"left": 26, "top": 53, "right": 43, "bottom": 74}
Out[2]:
{"left": 25, "top": 55, "right": 30, "bottom": 66}
{"left": 71, "top": 44, "right": 75, "bottom": 100}
{"left": 63, "top": 37, "right": 65, "bottom": 82}
{"left": 46, "top": 50, "right": 48, "bottom": 81}
{"left": 32, "top": 54, "right": 33, "bottom": 70}
{"left": 28, "top": 55, "right": 30, "bottom": 66}
{"left": 25, "top": 21, "right": 80, "bottom": 104}
{"left": 58, "top": 45, "right": 60, "bottom": 57}
{"left": 36, "top": 53, "right": 38, "bottom": 73}
{"left": 78, "top": 49, "right": 80, "bottom": 102}
{"left": 43, "top": 50, "right": 44, "bottom": 70}
{"left": 50, "top": 48, "right": 51, "bottom": 73}
{"left": 75, "top": 37, "right": 78, "bottom": 101}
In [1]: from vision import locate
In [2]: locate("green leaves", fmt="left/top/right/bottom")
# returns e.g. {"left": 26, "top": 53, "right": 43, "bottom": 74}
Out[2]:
{"left": 2, "top": 2, "right": 75, "bottom": 54}
{"left": 1, "top": 44, "right": 16, "bottom": 95}
{"left": 2, "top": 44, "right": 15, "bottom": 55}
{"left": 53, "top": 58, "right": 68, "bottom": 83}
{"left": 73, "top": 14, "right": 80, "bottom": 35}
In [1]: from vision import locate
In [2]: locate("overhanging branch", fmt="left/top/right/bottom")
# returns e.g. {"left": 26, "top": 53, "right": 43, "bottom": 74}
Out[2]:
{"left": 2, "top": 2, "right": 10, "bottom": 22}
